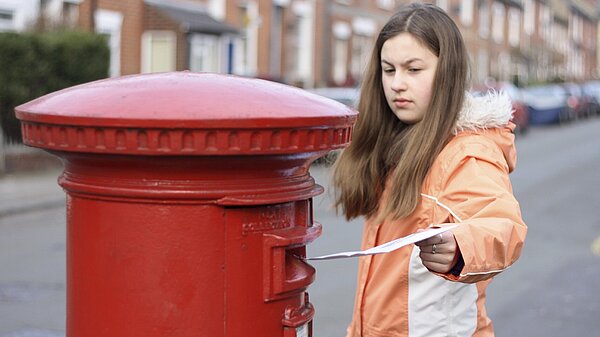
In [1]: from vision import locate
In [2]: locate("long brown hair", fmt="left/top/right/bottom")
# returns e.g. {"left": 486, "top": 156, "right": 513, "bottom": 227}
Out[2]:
{"left": 333, "top": 3, "right": 469, "bottom": 221}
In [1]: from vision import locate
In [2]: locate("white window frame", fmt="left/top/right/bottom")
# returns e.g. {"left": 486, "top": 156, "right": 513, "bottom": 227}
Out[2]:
{"left": 292, "top": 1, "right": 315, "bottom": 87}
{"left": 333, "top": 21, "right": 351, "bottom": 85}
{"left": 492, "top": 2, "right": 505, "bottom": 44}
{"left": 523, "top": 0, "right": 535, "bottom": 35}
{"left": 377, "top": 0, "right": 394, "bottom": 10}
{"left": 540, "top": 3, "right": 551, "bottom": 42}
{"left": 460, "top": 0, "right": 474, "bottom": 26}
{"left": 95, "top": 9, "right": 123, "bottom": 77}
{"left": 0, "top": 8, "right": 14, "bottom": 31}
{"left": 189, "top": 33, "right": 222, "bottom": 73}
{"left": 350, "top": 17, "right": 375, "bottom": 82}
{"left": 498, "top": 51, "right": 510, "bottom": 81}
{"left": 477, "top": 49, "right": 489, "bottom": 84}
{"left": 350, "top": 34, "right": 371, "bottom": 82}
{"left": 236, "top": 0, "right": 259, "bottom": 77}
{"left": 572, "top": 14, "right": 583, "bottom": 43}
{"left": 508, "top": 7, "right": 520, "bottom": 47}
{"left": 141, "top": 30, "right": 177, "bottom": 74}
{"left": 207, "top": 0, "right": 226, "bottom": 20}
{"left": 437, "top": 0, "right": 448, "bottom": 12}
{"left": 478, "top": 1, "right": 489, "bottom": 38}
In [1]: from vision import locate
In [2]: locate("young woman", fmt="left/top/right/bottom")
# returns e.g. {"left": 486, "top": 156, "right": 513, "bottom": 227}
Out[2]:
{"left": 332, "top": 3, "right": 527, "bottom": 337}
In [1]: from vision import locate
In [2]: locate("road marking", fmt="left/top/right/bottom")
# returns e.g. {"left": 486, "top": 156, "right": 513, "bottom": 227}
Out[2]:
{"left": 592, "top": 236, "right": 600, "bottom": 257}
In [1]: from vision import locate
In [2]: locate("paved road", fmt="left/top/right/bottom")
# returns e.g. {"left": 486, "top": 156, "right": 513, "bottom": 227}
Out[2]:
{"left": 483, "top": 119, "right": 600, "bottom": 337}
{"left": 1, "top": 117, "right": 599, "bottom": 337}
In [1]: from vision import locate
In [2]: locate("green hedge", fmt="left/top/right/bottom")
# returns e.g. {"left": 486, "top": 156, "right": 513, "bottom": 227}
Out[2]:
{"left": 0, "top": 30, "right": 109, "bottom": 143}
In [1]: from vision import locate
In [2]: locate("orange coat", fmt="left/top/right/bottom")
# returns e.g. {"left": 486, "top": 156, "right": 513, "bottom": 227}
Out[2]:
{"left": 346, "top": 93, "right": 527, "bottom": 337}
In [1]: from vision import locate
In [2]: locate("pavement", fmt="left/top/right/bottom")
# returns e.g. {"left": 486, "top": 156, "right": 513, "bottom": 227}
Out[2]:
{"left": 0, "top": 168, "right": 65, "bottom": 218}
{"left": 0, "top": 167, "right": 67, "bottom": 337}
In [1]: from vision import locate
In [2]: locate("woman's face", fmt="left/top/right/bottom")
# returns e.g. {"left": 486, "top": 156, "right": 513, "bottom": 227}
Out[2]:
{"left": 381, "top": 33, "right": 438, "bottom": 124}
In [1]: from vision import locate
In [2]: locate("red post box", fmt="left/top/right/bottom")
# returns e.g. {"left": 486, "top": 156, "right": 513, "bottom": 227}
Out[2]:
{"left": 15, "top": 72, "right": 357, "bottom": 337}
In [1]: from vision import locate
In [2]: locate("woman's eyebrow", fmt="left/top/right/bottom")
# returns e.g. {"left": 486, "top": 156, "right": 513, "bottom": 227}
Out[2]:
{"left": 380, "top": 58, "right": 424, "bottom": 66}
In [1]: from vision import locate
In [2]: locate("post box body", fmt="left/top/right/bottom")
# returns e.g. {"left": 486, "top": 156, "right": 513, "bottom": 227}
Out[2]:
{"left": 16, "top": 73, "right": 356, "bottom": 337}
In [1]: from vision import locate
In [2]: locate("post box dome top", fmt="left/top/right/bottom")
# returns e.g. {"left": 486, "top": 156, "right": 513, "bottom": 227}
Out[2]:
{"left": 16, "top": 72, "right": 356, "bottom": 128}
{"left": 16, "top": 72, "right": 357, "bottom": 155}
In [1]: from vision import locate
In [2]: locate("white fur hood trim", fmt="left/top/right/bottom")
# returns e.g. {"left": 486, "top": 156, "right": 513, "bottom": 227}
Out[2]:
{"left": 453, "top": 91, "right": 513, "bottom": 134}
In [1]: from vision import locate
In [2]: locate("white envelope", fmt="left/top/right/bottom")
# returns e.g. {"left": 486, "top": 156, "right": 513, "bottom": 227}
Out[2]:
{"left": 306, "top": 225, "right": 458, "bottom": 261}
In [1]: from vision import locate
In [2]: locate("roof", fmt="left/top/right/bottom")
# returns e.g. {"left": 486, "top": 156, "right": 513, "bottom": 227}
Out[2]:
{"left": 571, "top": 0, "right": 598, "bottom": 21}
{"left": 549, "top": 0, "right": 570, "bottom": 24}
{"left": 145, "top": 0, "right": 238, "bottom": 35}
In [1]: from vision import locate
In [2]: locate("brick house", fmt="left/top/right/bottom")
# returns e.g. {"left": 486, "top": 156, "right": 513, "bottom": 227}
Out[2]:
{"left": 2, "top": 0, "right": 597, "bottom": 86}
{"left": 78, "top": 0, "right": 319, "bottom": 84}
{"left": 78, "top": 0, "right": 238, "bottom": 76}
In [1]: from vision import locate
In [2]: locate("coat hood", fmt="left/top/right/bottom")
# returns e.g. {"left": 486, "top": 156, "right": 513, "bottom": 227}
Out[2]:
{"left": 454, "top": 91, "right": 513, "bottom": 133}
{"left": 453, "top": 91, "right": 517, "bottom": 172}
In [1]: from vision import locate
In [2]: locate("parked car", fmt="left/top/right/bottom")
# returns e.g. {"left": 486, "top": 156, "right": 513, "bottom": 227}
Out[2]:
{"left": 582, "top": 81, "right": 600, "bottom": 117}
{"left": 471, "top": 81, "right": 530, "bottom": 134}
{"left": 562, "top": 82, "right": 600, "bottom": 119}
{"left": 305, "top": 87, "right": 359, "bottom": 165}
{"left": 306, "top": 87, "right": 360, "bottom": 108}
{"left": 522, "top": 84, "right": 575, "bottom": 125}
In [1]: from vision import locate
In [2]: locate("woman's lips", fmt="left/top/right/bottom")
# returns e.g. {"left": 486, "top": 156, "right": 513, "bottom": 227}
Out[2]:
{"left": 394, "top": 98, "right": 412, "bottom": 108}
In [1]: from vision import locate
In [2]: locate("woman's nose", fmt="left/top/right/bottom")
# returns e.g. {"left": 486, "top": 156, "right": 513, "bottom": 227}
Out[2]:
{"left": 391, "top": 74, "right": 407, "bottom": 91}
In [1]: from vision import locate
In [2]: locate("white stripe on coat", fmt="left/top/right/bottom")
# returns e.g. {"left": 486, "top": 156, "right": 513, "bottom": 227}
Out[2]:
{"left": 408, "top": 246, "right": 478, "bottom": 337}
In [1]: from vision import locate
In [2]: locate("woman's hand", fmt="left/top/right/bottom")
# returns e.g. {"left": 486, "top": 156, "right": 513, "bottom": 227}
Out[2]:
{"left": 414, "top": 229, "right": 460, "bottom": 274}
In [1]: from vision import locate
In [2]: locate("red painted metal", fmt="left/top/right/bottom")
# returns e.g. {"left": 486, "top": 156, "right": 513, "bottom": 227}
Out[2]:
{"left": 15, "top": 72, "right": 357, "bottom": 337}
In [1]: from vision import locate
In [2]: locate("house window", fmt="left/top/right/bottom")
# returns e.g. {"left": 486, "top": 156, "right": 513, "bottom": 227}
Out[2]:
{"left": 236, "top": 2, "right": 258, "bottom": 76}
{"left": 62, "top": 1, "right": 79, "bottom": 27}
{"left": 0, "top": 8, "right": 14, "bottom": 32}
{"left": 95, "top": 9, "right": 123, "bottom": 77}
{"left": 498, "top": 52, "right": 510, "bottom": 81}
{"left": 477, "top": 49, "right": 489, "bottom": 84}
{"left": 523, "top": 0, "right": 535, "bottom": 35}
{"left": 460, "top": 0, "right": 474, "bottom": 26}
{"left": 351, "top": 34, "right": 371, "bottom": 82}
{"left": 508, "top": 8, "right": 520, "bottom": 47}
{"left": 572, "top": 14, "right": 583, "bottom": 43}
{"left": 377, "top": 0, "right": 394, "bottom": 10}
{"left": 298, "top": 13, "right": 313, "bottom": 86}
{"left": 141, "top": 31, "right": 177, "bottom": 73}
{"left": 292, "top": 1, "right": 315, "bottom": 87}
{"left": 437, "top": 0, "right": 448, "bottom": 12}
{"left": 269, "top": 4, "right": 284, "bottom": 76}
{"left": 333, "top": 38, "right": 349, "bottom": 85}
{"left": 479, "top": 1, "right": 489, "bottom": 38}
{"left": 333, "top": 21, "right": 351, "bottom": 85}
{"left": 559, "top": 25, "right": 568, "bottom": 53}
{"left": 208, "top": 0, "right": 226, "bottom": 20}
{"left": 285, "top": 15, "right": 300, "bottom": 82}
{"left": 492, "top": 2, "right": 505, "bottom": 44}
{"left": 539, "top": 3, "right": 551, "bottom": 42}
{"left": 189, "top": 34, "right": 221, "bottom": 73}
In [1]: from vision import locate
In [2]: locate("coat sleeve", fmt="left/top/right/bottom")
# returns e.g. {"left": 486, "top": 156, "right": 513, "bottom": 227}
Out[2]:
{"left": 435, "top": 135, "right": 527, "bottom": 284}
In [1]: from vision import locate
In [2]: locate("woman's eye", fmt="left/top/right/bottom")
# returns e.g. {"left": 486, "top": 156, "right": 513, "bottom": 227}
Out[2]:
{"left": 408, "top": 68, "right": 421, "bottom": 73}
{"left": 383, "top": 68, "right": 395, "bottom": 73}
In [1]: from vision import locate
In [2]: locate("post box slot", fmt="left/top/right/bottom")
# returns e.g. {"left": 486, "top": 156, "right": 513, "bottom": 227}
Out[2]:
{"left": 263, "top": 223, "right": 321, "bottom": 301}
{"left": 284, "top": 249, "right": 313, "bottom": 291}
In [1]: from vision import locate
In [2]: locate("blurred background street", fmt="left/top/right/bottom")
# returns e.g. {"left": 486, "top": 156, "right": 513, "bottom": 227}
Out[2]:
{"left": 1, "top": 117, "right": 600, "bottom": 337}
{"left": 2, "top": 0, "right": 600, "bottom": 336}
